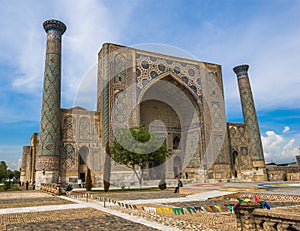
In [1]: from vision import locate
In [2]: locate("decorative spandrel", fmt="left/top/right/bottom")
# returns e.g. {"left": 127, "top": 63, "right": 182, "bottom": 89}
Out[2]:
{"left": 135, "top": 53, "right": 202, "bottom": 98}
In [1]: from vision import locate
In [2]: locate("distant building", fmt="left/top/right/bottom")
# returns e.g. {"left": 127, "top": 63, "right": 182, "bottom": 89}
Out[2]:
{"left": 296, "top": 155, "right": 300, "bottom": 169}
{"left": 266, "top": 161, "right": 300, "bottom": 181}
{"left": 21, "top": 19, "right": 268, "bottom": 187}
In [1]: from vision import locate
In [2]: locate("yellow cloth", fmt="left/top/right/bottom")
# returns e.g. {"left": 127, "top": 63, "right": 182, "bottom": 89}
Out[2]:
{"left": 156, "top": 208, "right": 163, "bottom": 214}
{"left": 215, "top": 205, "right": 222, "bottom": 212}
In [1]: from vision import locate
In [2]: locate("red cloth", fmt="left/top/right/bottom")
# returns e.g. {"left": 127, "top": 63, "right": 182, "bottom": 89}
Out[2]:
{"left": 254, "top": 194, "right": 262, "bottom": 203}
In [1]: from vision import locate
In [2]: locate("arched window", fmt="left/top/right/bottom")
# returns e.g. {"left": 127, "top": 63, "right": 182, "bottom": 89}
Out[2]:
{"left": 79, "top": 146, "right": 89, "bottom": 165}
{"left": 173, "top": 136, "right": 180, "bottom": 150}
{"left": 114, "top": 53, "right": 126, "bottom": 84}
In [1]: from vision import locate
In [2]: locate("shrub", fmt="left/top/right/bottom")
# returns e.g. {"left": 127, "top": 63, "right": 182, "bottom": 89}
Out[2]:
{"left": 121, "top": 184, "right": 126, "bottom": 190}
{"left": 3, "top": 181, "right": 11, "bottom": 191}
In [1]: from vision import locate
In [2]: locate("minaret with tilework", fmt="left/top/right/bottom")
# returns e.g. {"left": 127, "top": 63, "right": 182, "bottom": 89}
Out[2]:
{"left": 233, "top": 64, "right": 266, "bottom": 181}
{"left": 36, "top": 20, "right": 66, "bottom": 187}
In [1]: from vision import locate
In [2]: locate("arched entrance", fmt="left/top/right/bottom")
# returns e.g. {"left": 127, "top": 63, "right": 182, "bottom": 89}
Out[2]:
{"left": 139, "top": 74, "right": 201, "bottom": 180}
{"left": 78, "top": 146, "right": 89, "bottom": 185}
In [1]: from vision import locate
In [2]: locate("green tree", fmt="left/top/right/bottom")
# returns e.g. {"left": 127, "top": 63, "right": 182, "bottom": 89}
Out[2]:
{"left": 85, "top": 168, "right": 92, "bottom": 191}
{"left": 13, "top": 170, "right": 20, "bottom": 179}
{"left": 111, "top": 126, "right": 167, "bottom": 188}
{"left": 103, "top": 142, "right": 111, "bottom": 192}
{"left": 7, "top": 170, "right": 14, "bottom": 179}
{"left": 0, "top": 161, "right": 8, "bottom": 182}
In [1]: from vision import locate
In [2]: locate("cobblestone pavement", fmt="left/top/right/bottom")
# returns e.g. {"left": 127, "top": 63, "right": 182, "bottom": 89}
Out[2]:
{"left": 65, "top": 195, "right": 236, "bottom": 231}
{"left": 72, "top": 189, "right": 186, "bottom": 201}
{"left": 0, "top": 192, "right": 173, "bottom": 231}
{"left": 112, "top": 205, "right": 233, "bottom": 231}
{"left": 108, "top": 199, "right": 300, "bottom": 230}
{"left": 0, "top": 196, "right": 74, "bottom": 209}
{"left": 1, "top": 183, "right": 299, "bottom": 231}
{"left": 4, "top": 208, "right": 158, "bottom": 231}
{"left": 0, "top": 191, "right": 52, "bottom": 199}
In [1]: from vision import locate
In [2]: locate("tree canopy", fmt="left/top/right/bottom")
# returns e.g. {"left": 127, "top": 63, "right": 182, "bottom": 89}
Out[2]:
{"left": 0, "top": 161, "right": 8, "bottom": 181}
{"left": 111, "top": 126, "right": 168, "bottom": 188}
{"left": 0, "top": 161, "right": 20, "bottom": 182}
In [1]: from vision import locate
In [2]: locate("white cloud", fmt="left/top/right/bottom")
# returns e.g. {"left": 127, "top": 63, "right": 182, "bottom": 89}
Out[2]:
{"left": 0, "top": 1, "right": 45, "bottom": 94}
{"left": 1, "top": 1, "right": 299, "bottom": 117}
{"left": 0, "top": 145, "right": 22, "bottom": 170}
{"left": 59, "top": 0, "right": 137, "bottom": 107}
{"left": 188, "top": 6, "right": 300, "bottom": 115}
{"left": 262, "top": 131, "right": 284, "bottom": 148}
{"left": 11, "top": 28, "right": 44, "bottom": 92}
{"left": 0, "top": 0, "right": 138, "bottom": 121}
{"left": 283, "top": 126, "right": 290, "bottom": 133}
{"left": 262, "top": 129, "right": 300, "bottom": 163}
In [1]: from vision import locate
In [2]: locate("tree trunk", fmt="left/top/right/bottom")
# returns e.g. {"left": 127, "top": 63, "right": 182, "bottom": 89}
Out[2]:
{"left": 133, "top": 167, "right": 143, "bottom": 189}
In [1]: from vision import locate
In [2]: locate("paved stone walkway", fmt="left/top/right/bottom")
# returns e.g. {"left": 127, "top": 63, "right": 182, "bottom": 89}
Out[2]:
{"left": 0, "top": 191, "right": 52, "bottom": 199}
{"left": 119, "top": 190, "right": 235, "bottom": 204}
{"left": 0, "top": 203, "right": 88, "bottom": 215}
{"left": 62, "top": 196, "right": 181, "bottom": 231}
{"left": 0, "top": 196, "right": 74, "bottom": 209}
{"left": 72, "top": 190, "right": 186, "bottom": 201}
{"left": 3, "top": 207, "right": 159, "bottom": 231}
{"left": 1, "top": 182, "right": 299, "bottom": 231}
{"left": 0, "top": 191, "right": 180, "bottom": 231}
{"left": 185, "top": 190, "right": 235, "bottom": 200}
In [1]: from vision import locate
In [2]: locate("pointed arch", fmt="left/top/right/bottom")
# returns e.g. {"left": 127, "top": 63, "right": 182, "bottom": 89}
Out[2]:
{"left": 137, "top": 71, "right": 200, "bottom": 104}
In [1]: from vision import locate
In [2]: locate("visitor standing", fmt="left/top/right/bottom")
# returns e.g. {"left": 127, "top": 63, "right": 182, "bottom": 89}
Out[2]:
{"left": 185, "top": 172, "right": 189, "bottom": 179}
{"left": 174, "top": 179, "right": 183, "bottom": 193}
{"left": 25, "top": 181, "right": 29, "bottom": 190}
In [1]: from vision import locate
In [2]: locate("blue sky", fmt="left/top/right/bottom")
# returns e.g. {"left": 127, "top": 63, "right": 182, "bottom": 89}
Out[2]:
{"left": 0, "top": 0, "right": 299, "bottom": 170}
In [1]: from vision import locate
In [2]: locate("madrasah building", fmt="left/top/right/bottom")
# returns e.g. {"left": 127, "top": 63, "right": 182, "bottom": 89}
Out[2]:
{"left": 20, "top": 19, "right": 268, "bottom": 188}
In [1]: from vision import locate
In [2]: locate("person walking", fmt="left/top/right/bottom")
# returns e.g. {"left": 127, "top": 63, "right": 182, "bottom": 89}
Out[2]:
{"left": 25, "top": 181, "right": 29, "bottom": 190}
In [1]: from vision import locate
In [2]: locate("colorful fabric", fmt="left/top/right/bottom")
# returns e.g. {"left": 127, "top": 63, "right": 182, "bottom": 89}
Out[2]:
{"left": 156, "top": 208, "right": 162, "bottom": 214}
{"left": 206, "top": 206, "right": 214, "bottom": 212}
{"left": 254, "top": 194, "right": 262, "bottom": 203}
{"left": 215, "top": 205, "right": 222, "bottom": 212}
{"left": 224, "top": 204, "right": 229, "bottom": 212}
